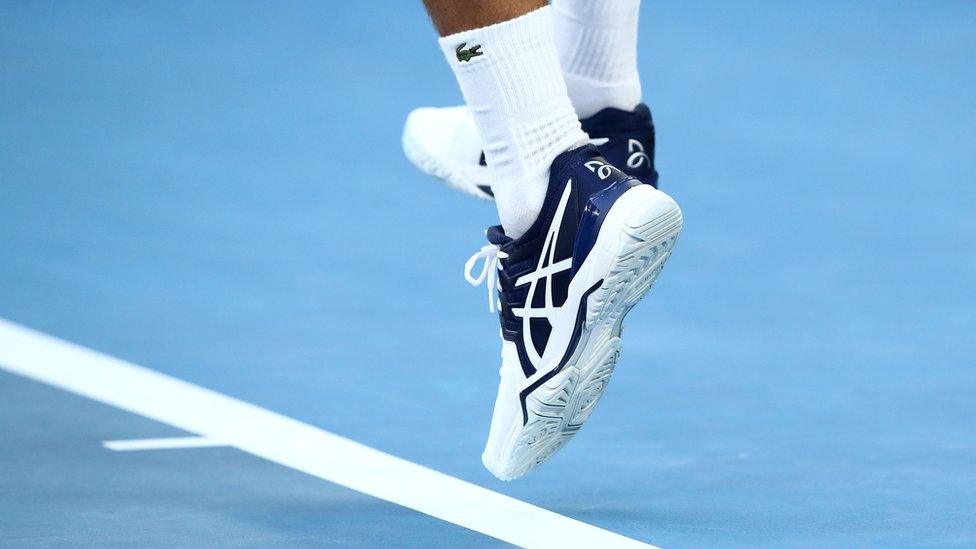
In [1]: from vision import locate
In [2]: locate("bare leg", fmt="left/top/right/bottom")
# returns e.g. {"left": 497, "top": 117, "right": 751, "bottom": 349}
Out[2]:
{"left": 423, "top": 0, "right": 545, "bottom": 36}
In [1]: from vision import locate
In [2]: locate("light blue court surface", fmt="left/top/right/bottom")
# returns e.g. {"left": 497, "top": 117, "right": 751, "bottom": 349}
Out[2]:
{"left": 1, "top": 1, "right": 974, "bottom": 547}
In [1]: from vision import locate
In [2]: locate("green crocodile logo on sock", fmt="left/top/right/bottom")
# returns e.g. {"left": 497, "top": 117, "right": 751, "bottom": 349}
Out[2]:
{"left": 455, "top": 42, "right": 483, "bottom": 62}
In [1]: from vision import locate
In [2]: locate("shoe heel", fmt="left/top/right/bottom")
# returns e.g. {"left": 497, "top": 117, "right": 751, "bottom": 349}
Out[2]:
{"left": 585, "top": 187, "right": 683, "bottom": 329}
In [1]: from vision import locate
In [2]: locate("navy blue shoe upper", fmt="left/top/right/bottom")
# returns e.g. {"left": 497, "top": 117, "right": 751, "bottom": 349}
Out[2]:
{"left": 580, "top": 103, "right": 659, "bottom": 188}
{"left": 487, "top": 145, "right": 639, "bottom": 380}
{"left": 483, "top": 145, "right": 641, "bottom": 423}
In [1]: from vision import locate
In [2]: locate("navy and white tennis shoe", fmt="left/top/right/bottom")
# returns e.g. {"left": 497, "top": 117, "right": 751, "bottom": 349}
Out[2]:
{"left": 464, "top": 145, "right": 681, "bottom": 480}
{"left": 403, "top": 103, "right": 660, "bottom": 199}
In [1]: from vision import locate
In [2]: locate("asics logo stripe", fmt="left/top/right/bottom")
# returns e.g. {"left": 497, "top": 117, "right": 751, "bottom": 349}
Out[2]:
{"left": 512, "top": 180, "right": 574, "bottom": 368}
{"left": 518, "top": 279, "right": 603, "bottom": 424}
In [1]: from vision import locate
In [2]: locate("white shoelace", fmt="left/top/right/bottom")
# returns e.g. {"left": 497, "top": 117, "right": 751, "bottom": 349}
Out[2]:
{"left": 464, "top": 244, "right": 509, "bottom": 313}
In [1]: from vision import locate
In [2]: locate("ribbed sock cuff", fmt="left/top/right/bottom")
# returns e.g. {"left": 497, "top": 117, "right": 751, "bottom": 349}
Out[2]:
{"left": 553, "top": 0, "right": 642, "bottom": 117}
{"left": 437, "top": 6, "right": 588, "bottom": 237}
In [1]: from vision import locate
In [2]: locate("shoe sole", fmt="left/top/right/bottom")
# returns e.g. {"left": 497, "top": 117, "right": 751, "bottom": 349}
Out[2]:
{"left": 401, "top": 129, "right": 494, "bottom": 202}
{"left": 487, "top": 186, "right": 682, "bottom": 480}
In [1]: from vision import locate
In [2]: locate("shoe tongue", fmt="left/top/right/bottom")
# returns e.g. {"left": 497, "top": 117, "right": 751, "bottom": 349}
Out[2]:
{"left": 486, "top": 225, "right": 512, "bottom": 247}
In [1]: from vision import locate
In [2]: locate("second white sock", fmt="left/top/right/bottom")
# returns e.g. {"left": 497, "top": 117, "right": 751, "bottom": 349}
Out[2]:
{"left": 553, "top": 0, "right": 642, "bottom": 118}
{"left": 439, "top": 6, "right": 588, "bottom": 239}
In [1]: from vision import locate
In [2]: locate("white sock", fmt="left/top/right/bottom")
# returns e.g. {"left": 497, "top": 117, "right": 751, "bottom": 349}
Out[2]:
{"left": 552, "top": 0, "right": 642, "bottom": 118}
{"left": 439, "top": 6, "right": 588, "bottom": 239}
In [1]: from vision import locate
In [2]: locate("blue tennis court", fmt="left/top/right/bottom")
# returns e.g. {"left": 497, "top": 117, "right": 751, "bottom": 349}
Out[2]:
{"left": 1, "top": 2, "right": 974, "bottom": 547}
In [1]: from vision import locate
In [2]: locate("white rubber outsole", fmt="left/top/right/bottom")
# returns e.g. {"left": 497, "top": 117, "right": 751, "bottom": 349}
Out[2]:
{"left": 402, "top": 131, "right": 494, "bottom": 202}
{"left": 486, "top": 188, "right": 683, "bottom": 480}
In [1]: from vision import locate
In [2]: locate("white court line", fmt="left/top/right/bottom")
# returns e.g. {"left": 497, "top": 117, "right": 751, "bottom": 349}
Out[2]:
{"left": 103, "top": 436, "right": 227, "bottom": 451}
{"left": 0, "top": 318, "right": 658, "bottom": 549}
